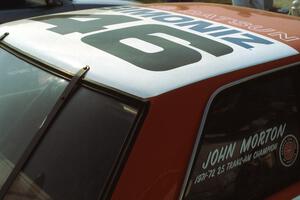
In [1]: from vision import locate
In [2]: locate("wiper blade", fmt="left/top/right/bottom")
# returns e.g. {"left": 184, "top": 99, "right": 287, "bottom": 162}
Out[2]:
{"left": 0, "top": 32, "right": 9, "bottom": 41}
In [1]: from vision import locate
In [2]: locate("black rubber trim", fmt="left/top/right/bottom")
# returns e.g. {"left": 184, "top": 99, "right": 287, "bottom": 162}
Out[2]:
{"left": 0, "top": 66, "right": 90, "bottom": 200}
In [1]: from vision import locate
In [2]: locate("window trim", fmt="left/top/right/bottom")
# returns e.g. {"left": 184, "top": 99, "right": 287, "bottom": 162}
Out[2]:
{"left": 0, "top": 42, "right": 149, "bottom": 200}
{"left": 179, "top": 61, "right": 300, "bottom": 200}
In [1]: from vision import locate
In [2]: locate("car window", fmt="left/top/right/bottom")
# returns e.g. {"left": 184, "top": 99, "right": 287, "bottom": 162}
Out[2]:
{"left": 183, "top": 66, "right": 300, "bottom": 200}
{"left": 3, "top": 86, "right": 139, "bottom": 200}
{"left": 0, "top": 48, "right": 67, "bottom": 190}
{"left": 0, "top": 0, "right": 46, "bottom": 9}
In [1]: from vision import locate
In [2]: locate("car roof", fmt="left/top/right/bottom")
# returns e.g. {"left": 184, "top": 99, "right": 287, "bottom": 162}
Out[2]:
{"left": 0, "top": 3, "right": 299, "bottom": 99}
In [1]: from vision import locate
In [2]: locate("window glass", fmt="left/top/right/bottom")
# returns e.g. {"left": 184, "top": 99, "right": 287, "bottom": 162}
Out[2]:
{"left": 4, "top": 87, "right": 139, "bottom": 200}
{"left": 0, "top": 0, "right": 46, "bottom": 9}
{"left": 184, "top": 66, "right": 300, "bottom": 200}
{"left": 0, "top": 48, "right": 67, "bottom": 189}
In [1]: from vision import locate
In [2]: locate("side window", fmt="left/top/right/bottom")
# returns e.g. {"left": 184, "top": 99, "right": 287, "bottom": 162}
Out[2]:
{"left": 183, "top": 66, "right": 300, "bottom": 200}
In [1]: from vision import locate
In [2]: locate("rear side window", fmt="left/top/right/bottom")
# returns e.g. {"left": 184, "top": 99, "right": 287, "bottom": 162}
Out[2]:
{"left": 3, "top": 87, "right": 140, "bottom": 200}
{"left": 183, "top": 66, "right": 300, "bottom": 200}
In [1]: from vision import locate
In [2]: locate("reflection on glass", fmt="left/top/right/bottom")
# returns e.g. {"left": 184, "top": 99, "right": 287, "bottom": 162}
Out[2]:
{"left": 4, "top": 87, "right": 139, "bottom": 200}
{"left": 4, "top": 173, "right": 51, "bottom": 200}
{"left": 0, "top": 48, "right": 67, "bottom": 189}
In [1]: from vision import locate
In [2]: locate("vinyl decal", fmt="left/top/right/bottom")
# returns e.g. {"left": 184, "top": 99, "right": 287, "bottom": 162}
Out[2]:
{"left": 31, "top": 7, "right": 291, "bottom": 72}
{"left": 279, "top": 134, "right": 299, "bottom": 167}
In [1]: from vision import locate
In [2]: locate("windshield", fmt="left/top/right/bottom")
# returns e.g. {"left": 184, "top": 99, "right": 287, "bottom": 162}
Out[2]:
{"left": 0, "top": 48, "right": 68, "bottom": 189}
{"left": 0, "top": 47, "right": 141, "bottom": 199}
{"left": 0, "top": 0, "right": 47, "bottom": 9}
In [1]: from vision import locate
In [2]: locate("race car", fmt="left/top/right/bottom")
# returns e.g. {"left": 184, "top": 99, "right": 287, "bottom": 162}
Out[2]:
{"left": 0, "top": 3, "right": 299, "bottom": 200}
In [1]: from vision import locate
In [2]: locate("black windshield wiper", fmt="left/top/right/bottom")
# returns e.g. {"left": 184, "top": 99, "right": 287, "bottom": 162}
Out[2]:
{"left": 0, "top": 33, "right": 9, "bottom": 41}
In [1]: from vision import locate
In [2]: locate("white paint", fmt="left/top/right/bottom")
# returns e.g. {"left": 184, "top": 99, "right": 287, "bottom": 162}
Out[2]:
{"left": 120, "top": 38, "right": 164, "bottom": 53}
{"left": 70, "top": 17, "right": 99, "bottom": 22}
{"left": 201, "top": 142, "right": 236, "bottom": 169}
{"left": 0, "top": 7, "right": 298, "bottom": 98}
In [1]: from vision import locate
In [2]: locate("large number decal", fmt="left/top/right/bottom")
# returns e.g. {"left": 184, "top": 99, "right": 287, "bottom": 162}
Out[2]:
{"left": 82, "top": 25, "right": 233, "bottom": 71}
{"left": 34, "top": 14, "right": 234, "bottom": 71}
{"left": 34, "top": 14, "right": 139, "bottom": 34}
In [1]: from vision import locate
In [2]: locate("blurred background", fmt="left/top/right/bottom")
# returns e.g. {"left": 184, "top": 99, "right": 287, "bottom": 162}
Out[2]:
{"left": 0, "top": 0, "right": 297, "bottom": 25}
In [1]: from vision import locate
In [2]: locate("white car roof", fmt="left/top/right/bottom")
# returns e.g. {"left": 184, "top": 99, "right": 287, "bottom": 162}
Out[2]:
{"left": 0, "top": 5, "right": 298, "bottom": 98}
